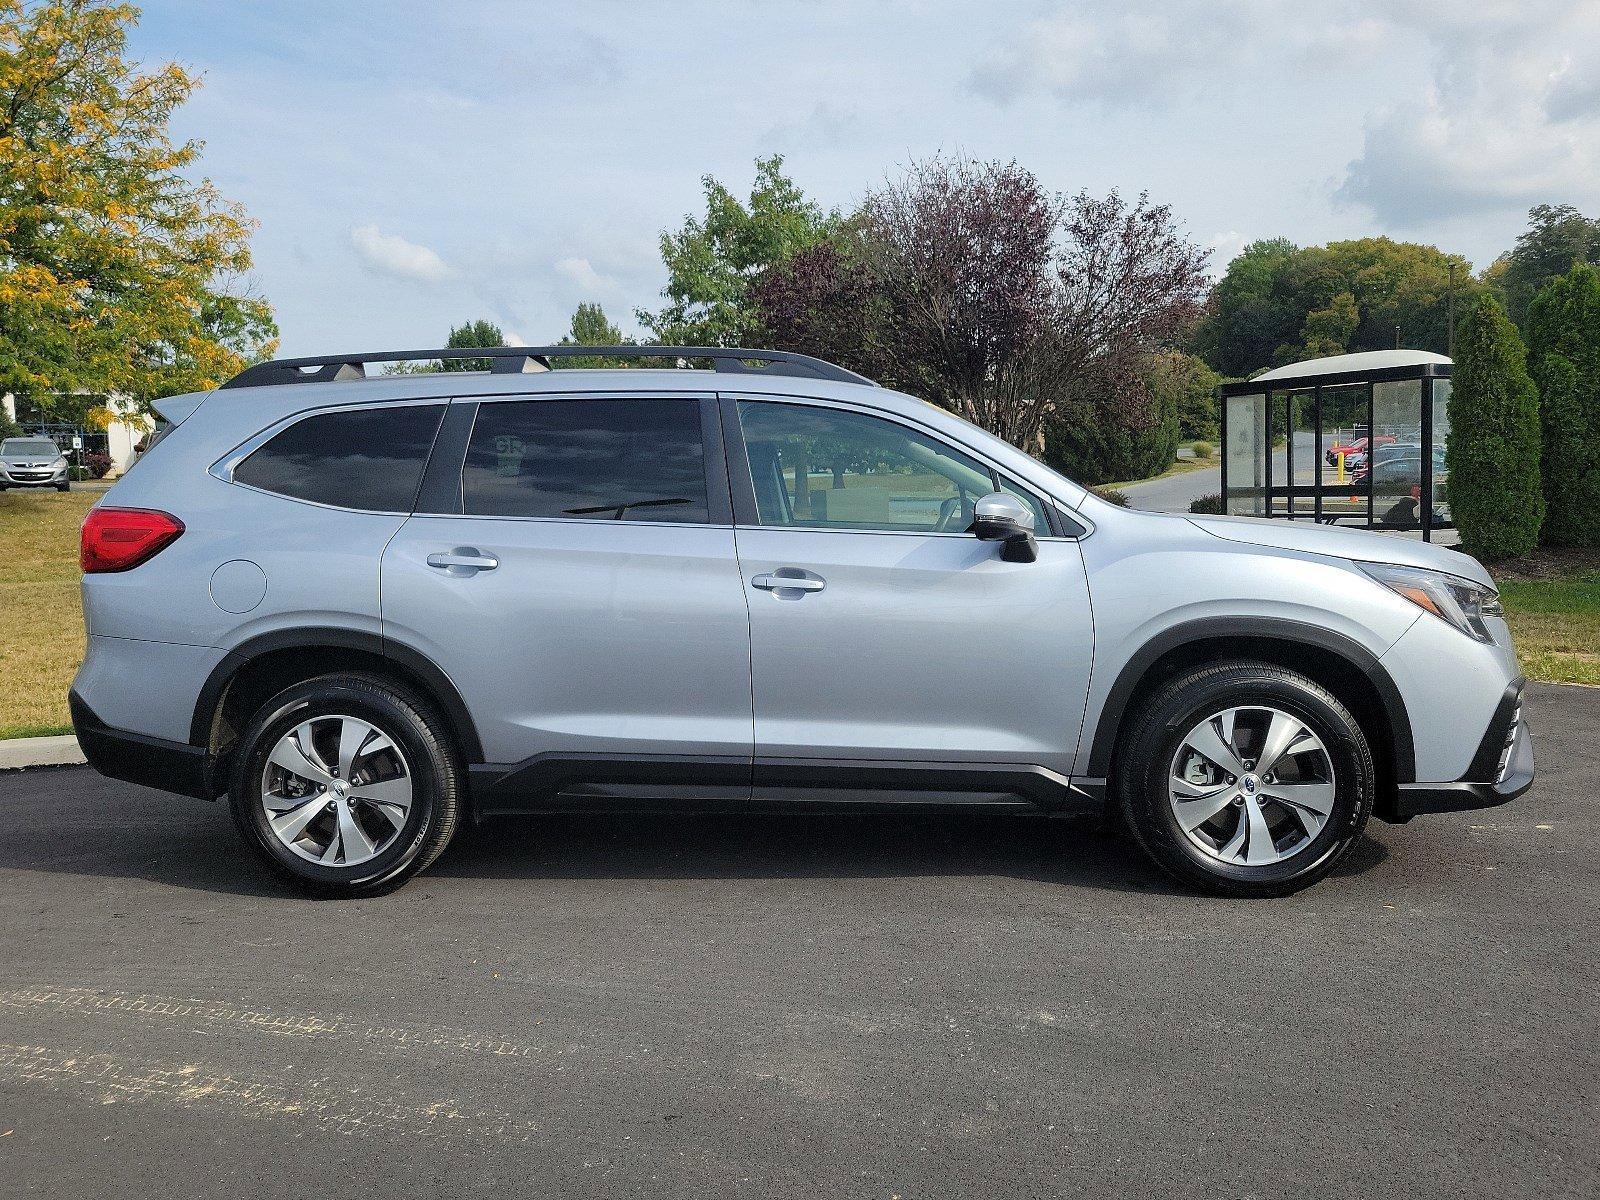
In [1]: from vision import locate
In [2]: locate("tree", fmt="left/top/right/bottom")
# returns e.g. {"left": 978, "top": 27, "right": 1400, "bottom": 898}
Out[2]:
{"left": 439, "top": 318, "right": 506, "bottom": 372}
{"left": 749, "top": 236, "right": 890, "bottom": 384}
{"left": 563, "top": 302, "right": 623, "bottom": 347}
{"left": 1195, "top": 237, "right": 1480, "bottom": 375}
{"left": 1192, "top": 238, "right": 1301, "bottom": 376}
{"left": 1041, "top": 366, "right": 1180, "bottom": 485}
{"left": 1147, "top": 350, "right": 1220, "bottom": 441}
{"left": 638, "top": 155, "right": 841, "bottom": 346}
{"left": 1299, "top": 291, "right": 1360, "bottom": 360}
{"left": 1491, "top": 204, "right": 1600, "bottom": 330}
{"left": 556, "top": 301, "right": 634, "bottom": 368}
{"left": 1446, "top": 296, "right": 1543, "bottom": 561}
{"left": 856, "top": 158, "right": 1208, "bottom": 451}
{"left": 1525, "top": 263, "right": 1600, "bottom": 546}
{"left": 0, "top": 0, "right": 276, "bottom": 412}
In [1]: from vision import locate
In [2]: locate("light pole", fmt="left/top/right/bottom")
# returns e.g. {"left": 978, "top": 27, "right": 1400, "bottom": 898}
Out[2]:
{"left": 1447, "top": 261, "right": 1458, "bottom": 360}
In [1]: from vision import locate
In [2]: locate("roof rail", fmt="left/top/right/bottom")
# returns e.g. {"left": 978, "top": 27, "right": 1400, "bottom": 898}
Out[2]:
{"left": 217, "top": 346, "right": 876, "bottom": 390}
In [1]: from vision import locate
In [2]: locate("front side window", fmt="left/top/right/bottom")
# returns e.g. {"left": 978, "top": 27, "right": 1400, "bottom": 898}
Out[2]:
{"left": 461, "top": 398, "right": 709, "bottom": 522}
{"left": 736, "top": 401, "right": 1045, "bottom": 533}
{"left": 233, "top": 404, "right": 445, "bottom": 512}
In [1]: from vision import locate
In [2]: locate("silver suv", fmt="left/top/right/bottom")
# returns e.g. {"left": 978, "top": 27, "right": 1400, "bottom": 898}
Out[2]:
{"left": 70, "top": 346, "right": 1533, "bottom": 897}
{"left": 0, "top": 436, "right": 71, "bottom": 491}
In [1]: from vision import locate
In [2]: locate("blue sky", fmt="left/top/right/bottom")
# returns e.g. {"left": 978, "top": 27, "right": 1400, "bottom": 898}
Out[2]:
{"left": 129, "top": 1, "right": 1600, "bottom": 356}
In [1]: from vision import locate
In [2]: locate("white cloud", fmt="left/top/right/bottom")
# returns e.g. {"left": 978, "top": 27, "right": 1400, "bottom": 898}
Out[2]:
{"left": 967, "top": 1, "right": 1386, "bottom": 106}
{"left": 1206, "top": 231, "right": 1248, "bottom": 276}
{"left": 762, "top": 101, "right": 864, "bottom": 151}
{"left": 553, "top": 256, "right": 623, "bottom": 298}
{"left": 969, "top": 0, "right": 1600, "bottom": 230}
{"left": 1337, "top": 2, "right": 1600, "bottom": 225}
{"left": 349, "top": 225, "right": 451, "bottom": 283}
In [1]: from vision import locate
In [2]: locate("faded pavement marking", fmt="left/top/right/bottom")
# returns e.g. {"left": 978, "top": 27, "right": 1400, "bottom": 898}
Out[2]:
{"left": 0, "top": 986, "right": 569, "bottom": 1059}
{"left": 0, "top": 1041, "right": 537, "bottom": 1141}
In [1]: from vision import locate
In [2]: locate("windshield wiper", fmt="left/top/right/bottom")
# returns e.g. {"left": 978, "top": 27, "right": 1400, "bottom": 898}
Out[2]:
{"left": 563, "top": 497, "right": 692, "bottom": 520}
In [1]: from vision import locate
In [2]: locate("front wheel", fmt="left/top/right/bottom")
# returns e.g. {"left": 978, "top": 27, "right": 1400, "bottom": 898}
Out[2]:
{"left": 229, "top": 673, "right": 462, "bottom": 896}
{"left": 1116, "top": 661, "right": 1375, "bottom": 897}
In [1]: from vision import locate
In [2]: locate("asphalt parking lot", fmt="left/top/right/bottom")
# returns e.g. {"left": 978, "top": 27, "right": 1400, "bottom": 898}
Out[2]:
{"left": 1, "top": 682, "right": 1596, "bottom": 1199}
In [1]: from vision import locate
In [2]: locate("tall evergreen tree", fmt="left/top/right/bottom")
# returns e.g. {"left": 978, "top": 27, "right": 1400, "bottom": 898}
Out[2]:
{"left": 1525, "top": 263, "right": 1600, "bottom": 546}
{"left": 1446, "top": 297, "right": 1544, "bottom": 561}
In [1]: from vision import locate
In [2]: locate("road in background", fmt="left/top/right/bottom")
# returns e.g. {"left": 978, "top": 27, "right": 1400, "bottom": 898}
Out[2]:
{"left": 1, "top": 683, "right": 1595, "bottom": 1198}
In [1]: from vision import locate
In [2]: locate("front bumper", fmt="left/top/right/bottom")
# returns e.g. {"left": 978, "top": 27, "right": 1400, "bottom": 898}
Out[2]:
{"left": 0, "top": 468, "right": 68, "bottom": 487}
{"left": 1389, "top": 680, "right": 1534, "bottom": 820}
{"left": 69, "top": 691, "right": 214, "bottom": 800}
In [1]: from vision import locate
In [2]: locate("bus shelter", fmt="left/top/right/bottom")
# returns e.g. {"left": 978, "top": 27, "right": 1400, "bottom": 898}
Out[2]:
{"left": 1219, "top": 350, "right": 1453, "bottom": 541}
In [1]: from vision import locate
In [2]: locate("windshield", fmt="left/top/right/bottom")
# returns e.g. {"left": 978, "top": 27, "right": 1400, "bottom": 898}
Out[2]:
{"left": 1, "top": 439, "right": 60, "bottom": 457}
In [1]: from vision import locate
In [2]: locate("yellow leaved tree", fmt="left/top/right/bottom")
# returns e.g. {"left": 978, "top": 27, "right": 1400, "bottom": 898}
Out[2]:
{"left": 0, "top": 0, "right": 276, "bottom": 418}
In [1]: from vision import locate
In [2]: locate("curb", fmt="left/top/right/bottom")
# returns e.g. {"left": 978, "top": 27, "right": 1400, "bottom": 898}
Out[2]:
{"left": 0, "top": 734, "right": 86, "bottom": 771}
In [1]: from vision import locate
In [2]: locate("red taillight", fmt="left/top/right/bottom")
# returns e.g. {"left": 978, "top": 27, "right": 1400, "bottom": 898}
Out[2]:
{"left": 80, "top": 507, "right": 185, "bottom": 573}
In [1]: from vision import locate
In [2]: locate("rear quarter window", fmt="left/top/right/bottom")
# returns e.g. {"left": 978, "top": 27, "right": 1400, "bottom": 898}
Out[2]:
{"left": 233, "top": 404, "right": 445, "bottom": 512}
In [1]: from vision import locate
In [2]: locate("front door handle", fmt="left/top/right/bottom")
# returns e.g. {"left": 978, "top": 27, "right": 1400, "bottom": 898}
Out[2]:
{"left": 427, "top": 548, "right": 498, "bottom": 575}
{"left": 751, "top": 570, "right": 826, "bottom": 595}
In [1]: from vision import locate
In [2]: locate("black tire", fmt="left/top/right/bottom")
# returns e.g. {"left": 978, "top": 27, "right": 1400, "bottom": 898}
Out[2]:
{"left": 229, "top": 673, "right": 462, "bottom": 897}
{"left": 57, "top": 483, "right": 70, "bottom": 492}
{"left": 1116, "top": 661, "right": 1374, "bottom": 898}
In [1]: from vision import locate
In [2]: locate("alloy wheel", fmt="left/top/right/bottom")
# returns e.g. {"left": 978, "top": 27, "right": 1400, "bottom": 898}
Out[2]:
{"left": 259, "top": 714, "right": 413, "bottom": 867}
{"left": 1167, "top": 705, "right": 1337, "bottom": 867}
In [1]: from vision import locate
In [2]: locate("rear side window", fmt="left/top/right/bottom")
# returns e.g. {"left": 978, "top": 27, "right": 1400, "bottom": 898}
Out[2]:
{"left": 234, "top": 404, "right": 445, "bottom": 512}
{"left": 461, "top": 398, "right": 709, "bottom": 523}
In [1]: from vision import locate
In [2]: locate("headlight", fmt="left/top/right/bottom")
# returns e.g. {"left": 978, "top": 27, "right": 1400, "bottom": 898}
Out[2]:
{"left": 1359, "top": 562, "right": 1503, "bottom": 644}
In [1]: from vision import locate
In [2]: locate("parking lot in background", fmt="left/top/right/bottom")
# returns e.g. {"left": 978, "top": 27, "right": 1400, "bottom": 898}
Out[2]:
{"left": 1, "top": 681, "right": 1596, "bottom": 1199}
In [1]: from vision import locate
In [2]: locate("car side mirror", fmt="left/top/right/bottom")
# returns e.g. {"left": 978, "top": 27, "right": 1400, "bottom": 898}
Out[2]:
{"left": 971, "top": 492, "right": 1038, "bottom": 563}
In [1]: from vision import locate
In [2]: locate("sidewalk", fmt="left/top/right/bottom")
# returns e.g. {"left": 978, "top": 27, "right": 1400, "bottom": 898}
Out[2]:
{"left": 0, "top": 734, "right": 85, "bottom": 770}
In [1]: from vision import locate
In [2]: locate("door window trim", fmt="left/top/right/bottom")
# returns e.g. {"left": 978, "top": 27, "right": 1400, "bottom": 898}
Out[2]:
{"left": 718, "top": 394, "right": 1081, "bottom": 539}
{"left": 411, "top": 391, "right": 732, "bottom": 527}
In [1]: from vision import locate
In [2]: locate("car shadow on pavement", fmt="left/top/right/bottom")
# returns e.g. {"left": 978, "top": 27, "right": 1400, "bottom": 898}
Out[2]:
{"left": 0, "top": 769, "right": 1388, "bottom": 899}
{"left": 429, "top": 809, "right": 1390, "bottom": 898}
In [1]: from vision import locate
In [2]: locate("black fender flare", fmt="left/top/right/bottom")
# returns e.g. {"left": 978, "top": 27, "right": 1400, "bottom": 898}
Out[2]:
{"left": 1084, "top": 616, "right": 1416, "bottom": 782}
{"left": 190, "top": 627, "right": 485, "bottom": 763}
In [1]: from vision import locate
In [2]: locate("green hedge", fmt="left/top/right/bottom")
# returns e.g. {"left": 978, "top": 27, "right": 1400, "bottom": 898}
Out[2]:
{"left": 1526, "top": 263, "right": 1600, "bottom": 547}
{"left": 1043, "top": 384, "right": 1179, "bottom": 486}
{"left": 1447, "top": 296, "right": 1544, "bottom": 560}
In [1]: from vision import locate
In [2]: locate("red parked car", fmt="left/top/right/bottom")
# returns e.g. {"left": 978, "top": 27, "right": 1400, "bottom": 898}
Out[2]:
{"left": 1326, "top": 434, "right": 1397, "bottom": 467}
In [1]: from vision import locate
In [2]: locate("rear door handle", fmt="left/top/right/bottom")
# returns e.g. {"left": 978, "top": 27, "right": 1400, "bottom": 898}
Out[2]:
{"left": 427, "top": 548, "right": 498, "bottom": 575}
{"left": 751, "top": 571, "right": 826, "bottom": 594}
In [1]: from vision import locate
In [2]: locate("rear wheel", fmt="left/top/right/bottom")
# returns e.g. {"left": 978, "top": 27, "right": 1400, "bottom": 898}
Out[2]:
{"left": 229, "top": 673, "right": 462, "bottom": 896}
{"left": 1116, "top": 661, "right": 1374, "bottom": 897}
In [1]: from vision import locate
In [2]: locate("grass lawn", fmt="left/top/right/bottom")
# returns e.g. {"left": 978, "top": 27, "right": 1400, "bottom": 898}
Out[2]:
{"left": 0, "top": 489, "right": 1594, "bottom": 741}
{"left": 1100, "top": 455, "right": 1216, "bottom": 492}
{"left": 0, "top": 489, "right": 96, "bottom": 738}
{"left": 1490, "top": 549, "right": 1600, "bottom": 687}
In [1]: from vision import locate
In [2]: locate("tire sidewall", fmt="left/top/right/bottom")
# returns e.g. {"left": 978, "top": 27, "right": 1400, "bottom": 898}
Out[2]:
{"left": 231, "top": 679, "right": 443, "bottom": 892}
{"left": 1130, "top": 672, "right": 1373, "bottom": 892}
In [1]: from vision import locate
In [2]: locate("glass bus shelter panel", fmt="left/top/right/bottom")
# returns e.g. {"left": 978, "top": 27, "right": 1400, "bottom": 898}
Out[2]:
{"left": 1430, "top": 378, "right": 1452, "bottom": 524}
{"left": 1289, "top": 391, "right": 1318, "bottom": 514}
{"left": 1318, "top": 384, "right": 1371, "bottom": 523}
{"left": 1268, "top": 392, "right": 1292, "bottom": 515}
{"left": 1225, "top": 393, "right": 1267, "bottom": 515}
{"left": 1373, "top": 379, "right": 1425, "bottom": 529}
